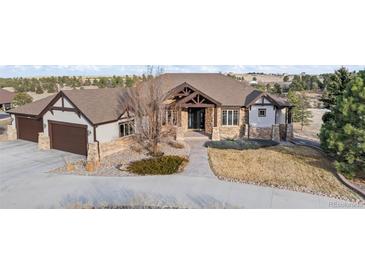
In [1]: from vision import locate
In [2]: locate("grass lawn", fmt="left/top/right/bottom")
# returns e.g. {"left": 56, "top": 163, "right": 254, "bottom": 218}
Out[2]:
{"left": 208, "top": 145, "right": 362, "bottom": 202}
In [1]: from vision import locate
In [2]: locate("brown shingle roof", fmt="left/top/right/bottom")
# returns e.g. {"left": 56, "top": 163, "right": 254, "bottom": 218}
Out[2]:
{"left": 0, "top": 88, "right": 16, "bottom": 104}
{"left": 244, "top": 91, "right": 292, "bottom": 107}
{"left": 8, "top": 94, "right": 57, "bottom": 116}
{"left": 154, "top": 73, "right": 257, "bottom": 106}
{"left": 62, "top": 88, "right": 129, "bottom": 124}
{"left": 8, "top": 74, "right": 291, "bottom": 123}
{"left": 8, "top": 88, "right": 130, "bottom": 124}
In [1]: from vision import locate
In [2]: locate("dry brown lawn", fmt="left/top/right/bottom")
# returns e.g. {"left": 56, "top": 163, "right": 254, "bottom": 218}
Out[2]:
{"left": 208, "top": 145, "right": 361, "bottom": 202}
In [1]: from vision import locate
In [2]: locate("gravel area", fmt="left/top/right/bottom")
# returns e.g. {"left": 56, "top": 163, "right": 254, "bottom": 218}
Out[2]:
{"left": 51, "top": 141, "right": 190, "bottom": 177}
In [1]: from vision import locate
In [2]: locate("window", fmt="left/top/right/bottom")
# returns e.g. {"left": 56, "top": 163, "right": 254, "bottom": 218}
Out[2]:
{"left": 222, "top": 109, "right": 239, "bottom": 126}
{"left": 119, "top": 121, "right": 134, "bottom": 137}
{"left": 258, "top": 108, "right": 266, "bottom": 117}
{"left": 163, "top": 109, "right": 177, "bottom": 125}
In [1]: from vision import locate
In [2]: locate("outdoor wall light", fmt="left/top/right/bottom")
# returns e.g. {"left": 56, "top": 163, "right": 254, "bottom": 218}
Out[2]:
{"left": 88, "top": 130, "right": 92, "bottom": 136}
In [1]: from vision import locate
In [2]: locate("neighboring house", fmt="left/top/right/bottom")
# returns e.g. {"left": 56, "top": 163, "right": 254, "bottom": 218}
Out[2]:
{"left": 7, "top": 73, "right": 293, "bottom": 162}
{"left": 0, "top": 88, "right": 15, "bottom": 111}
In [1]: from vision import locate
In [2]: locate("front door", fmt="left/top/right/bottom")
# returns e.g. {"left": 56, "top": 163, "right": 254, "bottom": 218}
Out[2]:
{"left": 188, "top": 108, "right": 205, "bottom": 130}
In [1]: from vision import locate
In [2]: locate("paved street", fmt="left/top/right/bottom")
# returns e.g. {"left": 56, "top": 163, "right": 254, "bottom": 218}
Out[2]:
{"left": 0, "top": 140, "right": 362, "bottom": 209}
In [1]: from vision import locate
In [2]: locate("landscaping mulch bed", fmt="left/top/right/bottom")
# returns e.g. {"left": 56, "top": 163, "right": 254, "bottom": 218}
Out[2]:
{"left": 51, "top": 141, "right": 190, "bottom": 177}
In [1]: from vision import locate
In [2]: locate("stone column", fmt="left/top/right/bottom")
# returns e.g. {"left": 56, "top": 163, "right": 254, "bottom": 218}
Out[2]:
{"left": 286, "top": 123, "right": 293, "bottom": 141}
{"left": 272, "top": 124, "right": 280, "bottom": 142}
{"left": 176, "top": 127, "right": 184, "bottom": 141}
{"left": 7, "top": 125, "right": 17, "bottom": 141}
{"left": 181, "top": 108, "right": 188, "bottom": 132}
{"left": 205, "top": 107, "right": 213, "bottom": 134}
{"left": 87, "top": 142, "right": 100, "bottom": 163}
{"left": 212, "top": 127, "right": 220, "bottom": 141}
{"left": 38, "top": 132, "right": 50, "bottom": 150}
{"left": 244, "top": 124, "right": 249, "bottom": 138}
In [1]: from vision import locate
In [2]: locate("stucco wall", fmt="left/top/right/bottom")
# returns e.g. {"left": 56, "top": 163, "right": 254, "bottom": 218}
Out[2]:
{"left": 276, "top": 108, "right": 286, "bottom": 124}
{"left": 96, "top": 117, "right": 134, "bottom": 143}
{"left": 249, "top": 105, "right": 276, "bottom": 128}
{"left": 96, "top": 121, "right": 119, "bottom": 143}
{"left": 43, "top": 97, "right": 94, "bottom": 143}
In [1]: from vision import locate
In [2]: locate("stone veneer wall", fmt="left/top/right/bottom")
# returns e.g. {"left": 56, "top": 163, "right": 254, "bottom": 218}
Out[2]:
{"left": 181, "top": 108, "right": 188, "bottom": 132}
{"left": 249, "top": 127, "right": 272, "bottom": 140}
{"left": 286, "top": 123, "right": 293, "bottom": 141}
{"left": 98, "top": 135, "right": 137, "bottom": 160}
{"left": 205, "top": 107, "right": 213, "bottom": 134}
{"left": 271, "top": 124, "right": 280, "bottom": 142}
{"left": 216, "top": 107, "right": 246, "bottom": 139}
{"left": 87, "top": 143, "right": 100, "bottom": 162}
{"left": 38, "top": 132, "right": 50, "bottom": 150}
{"left": 279, "top": 124, "right": 287, "bottom": 140}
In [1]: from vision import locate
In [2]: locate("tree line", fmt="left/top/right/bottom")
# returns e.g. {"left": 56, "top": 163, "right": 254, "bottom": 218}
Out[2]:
{"left": 0, "top": 75, "right": 147, "bottom": 94}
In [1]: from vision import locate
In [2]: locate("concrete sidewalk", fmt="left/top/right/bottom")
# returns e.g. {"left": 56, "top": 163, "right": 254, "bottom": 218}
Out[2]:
{"left": 181, "top": 139, "right": 215, "bottom": 178}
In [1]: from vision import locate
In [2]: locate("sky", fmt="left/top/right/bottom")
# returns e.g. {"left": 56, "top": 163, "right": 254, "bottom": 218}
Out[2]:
{"left": 0, "top": 65, "right": 364, "bottom": 78}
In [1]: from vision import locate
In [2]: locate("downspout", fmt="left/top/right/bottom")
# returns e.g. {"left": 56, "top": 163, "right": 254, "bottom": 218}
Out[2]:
{"left": 93, "top": 125, "right": 101, "bottom": 162}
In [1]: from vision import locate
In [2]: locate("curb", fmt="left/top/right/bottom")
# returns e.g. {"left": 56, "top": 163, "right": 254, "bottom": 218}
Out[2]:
{"left": 290, "top": 140, "right": 365, "bottom": 200}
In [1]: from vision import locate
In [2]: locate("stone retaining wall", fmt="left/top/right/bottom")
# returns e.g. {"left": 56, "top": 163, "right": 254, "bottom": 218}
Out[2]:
{"left": 249, "top": 127, "right": 272, "bottom": 140}
{"left": 99, "top": 135, "right": 137, "bottom": 160}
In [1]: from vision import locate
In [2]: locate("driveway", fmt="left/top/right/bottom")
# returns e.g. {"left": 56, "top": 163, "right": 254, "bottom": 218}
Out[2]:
{"left": 0, "top": 140, "right": 84, "bottom": 183}
{"left": 0, "top": 140, "right": 362, "bottom": 209}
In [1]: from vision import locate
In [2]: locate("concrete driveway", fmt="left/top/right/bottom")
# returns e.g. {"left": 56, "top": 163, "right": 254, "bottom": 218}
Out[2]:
{"left": 0, "top": 140, "right": 84, "bottom": 182}
{"left": 0, "top": 140, "right": 362, "bottom": 209}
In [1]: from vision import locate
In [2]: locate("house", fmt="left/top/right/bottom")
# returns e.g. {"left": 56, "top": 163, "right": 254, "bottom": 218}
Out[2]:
{"left": 7, "top": 73, "right": 293, "bottom": 163}
{"left": 0, "top": 88, "right": 15, "bottom": 111}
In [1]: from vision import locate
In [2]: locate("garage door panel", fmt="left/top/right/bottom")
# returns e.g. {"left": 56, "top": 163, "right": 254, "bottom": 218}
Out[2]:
{"left": 17, "top": 117, "right": 43, "bottom": 142}
{"left": 49, "top": 121, "right": 87, "bottom": 156}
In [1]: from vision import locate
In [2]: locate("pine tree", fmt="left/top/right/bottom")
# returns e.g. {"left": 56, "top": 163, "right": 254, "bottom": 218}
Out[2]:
{"left": 320, "top": 71, "right": 365, "bottom": 177}
{"left": 287, "top": 91, "right": 312, "bottom": 130}
{"left": 321, "top": 67, "right": 352, "bottom": 109}
{"left": 13, "top": 92, "right": 33, "bottom": 106}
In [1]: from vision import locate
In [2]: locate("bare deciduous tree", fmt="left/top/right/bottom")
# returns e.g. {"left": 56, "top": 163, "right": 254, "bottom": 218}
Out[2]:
{"left": 128, "top": 66, "right": 166, "bottom": 156}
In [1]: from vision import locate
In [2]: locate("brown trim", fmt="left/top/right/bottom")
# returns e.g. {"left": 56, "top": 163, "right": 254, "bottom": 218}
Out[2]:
{"left": 60, "top": 92, "right": 94, "bottom": 125}
{"left": 61, "top": 96, "right": 64, "bottom": 108}
{"left": 165, "top": 82, "right": 222, "bottom": 106}
{"left": 37, "top": 91, "right": 94, "bottom": 126}
{"left": 10, "top": 113, "right": 38, "bottom": 118}
{"left": 92, "top": 105, "right": 135, "bottom": 126}
{"left": 15, "top": 116, "right": 19, "bottom": 139}
{"left": 38, "top": 92, "right": 63, "bottom": 118}
{"left": 51, "top": 106, "right": 77, "bottom": 112}
{"left": 246, "top": 92, "right": 288, "bottom": 108}
{"left": 181, "top": 103, "right": 215, "bottom": 108}
{"left": 48, "top": 119, "right": 87, "bottom": 129}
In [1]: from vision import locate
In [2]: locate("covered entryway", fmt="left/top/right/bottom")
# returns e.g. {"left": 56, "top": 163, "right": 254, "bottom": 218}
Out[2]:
{"left": 188, "top": 108, "right": 205, "bottom": 130}
{"left": 49, "top": 120, "right": 88, "bottom": 156}
{"left": 165, "top": 83, "right": 221, "bottom": 137}
{"left": 17, "top": 116, "right": 43, "bottom": 142}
